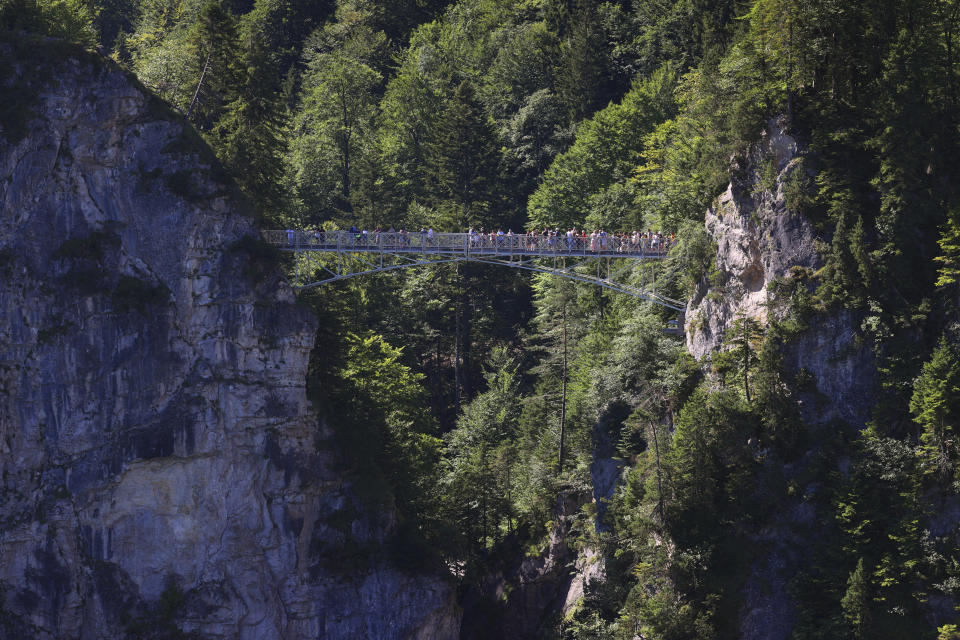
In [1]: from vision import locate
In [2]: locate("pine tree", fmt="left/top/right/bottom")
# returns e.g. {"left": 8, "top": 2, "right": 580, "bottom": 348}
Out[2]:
{"left": 718, "top": 314, "right": 764, "bottom": 404}
{"left": 818, "top": 207, "right": 871, "bottom": 309}
{"left": 935, "top": 210, "right": 960, "bottom": 288}
{"left": 910, "top": 337, "right": 960, "bottom": 478}
{"left": 841, "top": 558, "right": 872, "bottom": 639}
{"left": 550, "top": 0, "right": 610, "bottom": 120}
{"left": 425, "top": 80, "right": 504, "bottom": 229}
{"left": 441, "top": 347, "right": 520, "bottom": 554}
{"left": 187, "top": 1, "right": 244, "bottom": 131}
{"left": 212, "top": 26, "right": 285, "bottom": 216}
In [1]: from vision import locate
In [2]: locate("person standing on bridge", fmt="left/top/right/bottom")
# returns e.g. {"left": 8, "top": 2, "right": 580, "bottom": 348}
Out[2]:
{"left": 286, "top": 229, "right": 295, "bottom": 245}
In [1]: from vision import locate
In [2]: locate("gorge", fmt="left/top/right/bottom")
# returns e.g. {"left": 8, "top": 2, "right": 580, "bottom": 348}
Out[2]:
{"left": 2, "top": 1, "right": 960, "bottom": 638}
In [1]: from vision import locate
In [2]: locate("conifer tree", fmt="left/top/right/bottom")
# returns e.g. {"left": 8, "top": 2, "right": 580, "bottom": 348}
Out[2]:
{"left": 212, "top": 23, "right": 285, "bottom": 215}
{"left": 841, "top": 558, "right": 872, "bottom": 639}
{"left": 426, "top": 80, "right": 503, "bottom": 229}
{"left": 716, "top": 314, "right": 763, "bottom": 404}
{"left": 911, "top": 337, "right": 960, "bottom": 478}
{"left": 441, "top": 347, "right": 520, "bottom": 554}
{"left": 935, "top": 210, "right": 960, "bottom": 288}
{"left": 546, "top": 0, "right": 610, "bottom": 120}
{"left": 187, "top": 1, "right": 243, "bottom": 131}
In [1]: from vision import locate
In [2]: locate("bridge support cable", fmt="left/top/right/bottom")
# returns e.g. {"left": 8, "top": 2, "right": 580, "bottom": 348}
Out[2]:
{"left": 266, "top": 230, "right": 685, "bottom": 311}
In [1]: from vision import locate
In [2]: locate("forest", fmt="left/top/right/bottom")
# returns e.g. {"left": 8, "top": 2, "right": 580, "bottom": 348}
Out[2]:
{"left": 3, "top": 0, "right": 960, "bottom": 637}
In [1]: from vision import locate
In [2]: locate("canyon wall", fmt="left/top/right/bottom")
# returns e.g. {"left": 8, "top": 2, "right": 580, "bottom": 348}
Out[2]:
{"left": 0, "top": 41, "right": 458, "bottom": 639}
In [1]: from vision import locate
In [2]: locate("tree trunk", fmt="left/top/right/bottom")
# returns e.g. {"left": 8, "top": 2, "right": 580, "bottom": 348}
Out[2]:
{"left": 187, "top": 52, "right": 211, "bottom": 120}
{"left": 651, "top": 418, "right": 664, "bottom": 520}
{"left": 558, "top": 302, "right": 567, "bottom": 473}
{"left": 461, "top": 292, "right": 473, "bottom": 399}
{"left": 744, "top": 352, "right": 751, "bottom": 404}
{"left": 455, "top": 265, "right": 461, "bottom": 413}
{"left": 436, "top": 332, "right": 443, "bottom": 418}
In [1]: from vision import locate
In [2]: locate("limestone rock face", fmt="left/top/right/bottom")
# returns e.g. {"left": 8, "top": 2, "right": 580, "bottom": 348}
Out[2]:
{"left": 682, "top": 118, "right": 880, "bottom": 640}
{"left": 686, "top": 117, "right": 821, "bottom": 359}
{"left": 0, "top": 43, "right": 458, "bottom": 639}
{"left": 685, "top": 117, "right": 876, "bottom": 427}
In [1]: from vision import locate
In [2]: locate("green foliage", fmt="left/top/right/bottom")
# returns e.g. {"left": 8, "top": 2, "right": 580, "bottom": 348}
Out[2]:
{"left": 0, "top": 0, "right": 97, "bottom": 46}
{"left": 551, "top": 0, "right": 611, "bottom": 121}
{"left": 714, "top": 314, "right": 764, "bottom": 403}
{"left": 287, "top": 18, "right": 384, "bottom": 222}
{"left": 911, "top": 337, "right": 960, "bottom": 480}
{"left": 816, "top": 208, "right": 873, "bottom": 309}
{"left": 210, "top": 15, "right": 286, "bottom": 215}
{"left": 935, "top": 210, "right": 960, "bottom": 288}
{"left": 424, "top": 80, "right": 505, "bottom": 228}
{"left": 940, "top": 625, "right": 960, "bottom": 640}
{"left": 187, "top": 1, "right": 243, "bottom": 127}
{"left": 26, "top": 0, "right": 960, "bottom": 632}
{"left": 441, "top": 346, "right": 520, "bottom": 557}
{"left": 666, "top": 386, "right": 758, "bottom": 546}
{"left": 840, "top": 558, "right": 872, "bottom": 638}
{"left": 832, "top": 436, "right": 931, "bottom": 639}
{"left": 527, "top": 63, "right": 679, "bottom": 230}
{"left": 334, "top": 332, "right": 440, "bottom": 488}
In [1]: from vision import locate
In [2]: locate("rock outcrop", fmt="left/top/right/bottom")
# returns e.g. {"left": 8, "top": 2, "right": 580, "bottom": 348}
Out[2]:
{"left": 459, "top": 492, "right": 584, "bottom": 640}
{"left": 685, "top": 117, "right": 821, "bottom": 359}
{"left": 0, "top": 40, "right": 458, "bottom": 639}
{"left": 685, "top": 117, "right": 876, "bottom": 428}
{"left": 682, "top": 117, "right": 880, "bottom": 640}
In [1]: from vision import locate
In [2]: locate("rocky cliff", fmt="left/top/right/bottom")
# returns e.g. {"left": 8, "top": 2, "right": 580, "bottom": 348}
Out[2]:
{"left": 683, "top": 117, "right": 880, "bottom": 640}
{"left": 686, "top": 117, "right": 877, "bottom": 428}
{"left": 0, "top": 39, "right": 458, "bottom": 639}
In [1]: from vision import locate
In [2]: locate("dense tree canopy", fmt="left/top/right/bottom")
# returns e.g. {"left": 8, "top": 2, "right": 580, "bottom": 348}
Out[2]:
{"left": 7, "top": 0, "right": 960, "bottom": 635}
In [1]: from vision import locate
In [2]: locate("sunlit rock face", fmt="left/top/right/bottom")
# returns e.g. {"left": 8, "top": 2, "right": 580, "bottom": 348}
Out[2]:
{"left": 682, "top": 118, "right": 880, "bottom": 640}
{"left": 0, "top": 42, "right": 458, "bottom": 639}
{"left": 685, "top": 117, "right": 876, "bottom": 428}
{"left": 686, "top": 117, "right": 820, "bottom": 359}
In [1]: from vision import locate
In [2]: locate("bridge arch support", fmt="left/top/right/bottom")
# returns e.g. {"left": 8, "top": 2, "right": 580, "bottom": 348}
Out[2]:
{"left": 266, "top": 230, "right": 686, "bottom": 311}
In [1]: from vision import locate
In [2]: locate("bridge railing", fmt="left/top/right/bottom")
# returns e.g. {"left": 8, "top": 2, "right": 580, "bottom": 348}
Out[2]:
{"left": 265, "top": 230, "right": 674, "bottom": 256}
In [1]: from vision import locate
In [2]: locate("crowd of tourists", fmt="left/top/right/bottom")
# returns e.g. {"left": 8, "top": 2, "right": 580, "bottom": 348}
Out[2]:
{"left": 285, "top": 226, "right": 675, "bottom": 253}
{"left": 468, "top": 227, "right": 675, "bottom": 253}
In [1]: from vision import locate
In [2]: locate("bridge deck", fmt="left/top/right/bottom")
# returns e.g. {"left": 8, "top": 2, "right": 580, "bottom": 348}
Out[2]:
{"left": 265, "top": 230, "right": 672, "bottom": 259}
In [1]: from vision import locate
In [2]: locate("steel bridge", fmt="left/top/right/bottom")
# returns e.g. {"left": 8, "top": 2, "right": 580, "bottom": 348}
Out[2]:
{"left": 264, "top": 230, "right": 685, "bottom": 311}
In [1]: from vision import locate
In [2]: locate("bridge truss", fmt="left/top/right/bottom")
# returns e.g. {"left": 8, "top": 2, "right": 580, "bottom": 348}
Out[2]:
{"left": 264, "top": 230, "right": 686, "bottom": 311}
